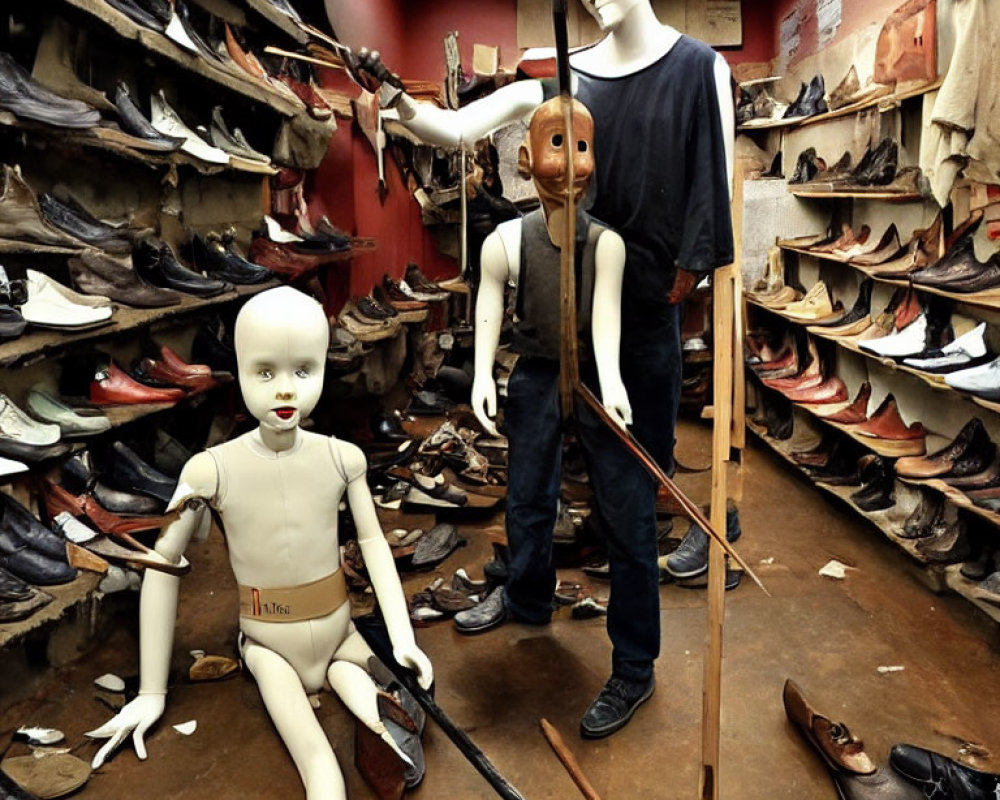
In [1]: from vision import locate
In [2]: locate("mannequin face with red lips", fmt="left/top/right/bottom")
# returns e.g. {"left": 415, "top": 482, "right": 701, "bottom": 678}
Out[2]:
{"left": 519, "top": 97, "right": 594, "bottom": 217}
{"left": 235, "top": 287, "right": 329, "bottom": 437}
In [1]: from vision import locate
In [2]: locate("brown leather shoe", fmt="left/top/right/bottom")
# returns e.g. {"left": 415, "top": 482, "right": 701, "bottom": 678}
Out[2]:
{"left": 90, "top": 360, "right": 185, "bottom": 405}
{"left": 763, "top": 339, "right": 821, "bottom": 390}
{"left": 69, "top": 249, "right": 182, "bottom": 308}
{"left": 785, "top": 376, "right": 848, "bottom": 404}
{"left": 138, "top": 357, "right": 217, "bottom": 392}
{"left": 0, "top": 164, "right": 85, "bottom": 247}
{"left": 848, "top": 224, "right": 903, "bottom": 266}
{"left": 159, "top": 345, "right": 211, "bottom": 377}
{"left": 782, "top": 679, "right": 877, "bottom": 775}
{"left": 871, "top": 212, "right": 943, "bottom": 277}
{"left": 849, "top": 394, "right": 926, "bottom": 456}
{"left": 895, "top": 417, "right": 992, "bottom": 479}
{"left": 818, "top": 381, "right": 871, "bottom": 423}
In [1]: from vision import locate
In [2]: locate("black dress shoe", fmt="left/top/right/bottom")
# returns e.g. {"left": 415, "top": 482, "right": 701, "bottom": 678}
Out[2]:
{"left": 0, "top": 491, "right": 73, "bottom": 560}
{"left": 850, "top": 457, "right": 895, "bottom": 511}
{"left": 113, "top": 82, "right": 183, "bottom": 149}
{"left": 135, "top": 239, "right": 231, "bottom": 297}
{"left": 790, "top": 147, "right": 824, "bottom": 184}
{"left": 103, "top": 0, "right": 165, "bottom": 30}
{"left": 106, "top": 441, "right": 177, "bottom": 504}
{"left": 890, "top": 743, "right": 1000, "bottom": 799}
{"left": 453, "top": 586, "right": 507, "bottom": 634}
{"left": 0, "top": 565, "right": 52, "bottom": 622}
{"left": 580, "top": 675, "right": 655, "bottom": 739}
{"left": 0, "top": 52, "right": 101, "bottom": 129}
{"left": 853, "top": 138, "right": 898, "bottom": 186}
{"left": 811, "top": 279, "right": 872, "bottom": 329}
{"left": 188, "top": 234, "right": 273, "bottom": 285}
{"left": 0, "top": 506, "right": 76, "bottom": 586}
{"left": 39, "top": 194, "right": 132, "bottom": 255}
{"left": 0, "top": 304, "right": 26, "bottom": 341}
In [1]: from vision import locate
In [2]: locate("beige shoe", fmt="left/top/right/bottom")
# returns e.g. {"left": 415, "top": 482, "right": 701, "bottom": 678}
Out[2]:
{"left": 783, "top": 281, "right": 834, "bottom": 320}
{"left": 757, "top": 285, "right": 802, "bottom": 309}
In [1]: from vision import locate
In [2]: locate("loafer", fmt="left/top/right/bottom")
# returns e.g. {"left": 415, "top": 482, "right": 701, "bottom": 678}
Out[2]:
{"left": 38, "top": 194, "right": 132, "bottom": 254}
{"left": 895, "top": 418, "right": 993, "bottom": 479}
{"left": 0, "top": 164, "right": 87, "bottom": 247}
{"left": 68, "top": 249, "right": 182, "bottom": 308}
{"left": 820, "top": 381, "right": 872, "bottom": 424}
{"left": 90, "top": 359, "right": 185, "bottom": 405}
{"left": 662, "top": 504, "right": 740, "bottom": 578}
{"left": 150, "top": 90, "right": 229, "bottom": 164}
{"left": 782, "top": 679, "right": 876, "bottom": 774}
{"left": 580, "top": 675, "right": 655, "bottom": 739}
{"left": 134, "top": 238, "right": 231, "bottom": 297}
{"left": 0, "top": 495, "right": 76, "bottom": 585}
{"left": 0, "top": 565, "right": 52, "bottom": 622}
{"left": 890, "top": 743, "right": 1000, "bottom": 798}
{"left": 859, "top": 313, "right": 928, "bottom": 358}
{"left": 113, "top": 82, "right": 184, "bottom": 149}
{"left": 0, "top": 52, "right": 100, "bottom": 129}
{"left": 903, "top": 322, "right": 990, "bottom": 373}
{"left": 106, "top": 440, "right": 178, "bottom": 504}
{"left": 453, "top": 586, "right": 507, "bottom": 635}
{"left": 188, "top": 233, "right": 273, "bottom": 284}
{"left": 20, "top": 270, "right": 113, "bottom": 330}
{"left": 946, "top": 356, "right": 1000, "bottom": 401}
{"left": 0, "top": 304, "right": 26, "bottom": 341}
{"left": 409, "top": 522, "right": 460, "bottom": 569}
{"left": 0, "top": 491, "right": 71, "bottom": 560}
{"left": 0, "top": 393, "right": 68, "bottom": 463}
{"left": 25, "top": 388, "right": 111, "bottom": 438}
{"left": 849, "top": 395, "right": 926, "bottom": 457}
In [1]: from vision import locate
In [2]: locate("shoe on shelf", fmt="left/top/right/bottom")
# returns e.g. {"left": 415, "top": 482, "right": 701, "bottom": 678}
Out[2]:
{"left": 945, "top": 356, "right": 1000, "bottom": 401}
{"left": 25, "top": 387, "right": 111, "bottom": 438}
{"left": 134, "top": 237, "right": 231, "bottom": 297}
{"left": 20, "top": 270, "right": 113, "bottom": 330}
{"left": 903, "top": 322, "right": 990, "bottom": 373}
{"left": 68, "top": 249, "right": 182, "bottom": 308}
{"left": 90, "top": 358, "right": 186, "bottom": 405}
{"left": 895, "top": 417, "right": 993, "bottom": 479}
{"left": 580, "top": 674, "right": 655, "bottom": 739}
{"left": 150, "top": 90, "right": 229, "bottom": 165}
{"left": 0, "top": 52, "right": 100, "bottom": 129}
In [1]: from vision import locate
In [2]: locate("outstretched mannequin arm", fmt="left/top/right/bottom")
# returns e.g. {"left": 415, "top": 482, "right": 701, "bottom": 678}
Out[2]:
{"left": 591, "top": 229, "right": 631, "bottom": 428}
{"left": 470, "top": 227, "right": 513, "bottom": 436}
{"left": 344, "top": 443, "right": 433, "bottom": 689}
{"left": 86, "top": 453, "right": 216, "bottom": 768}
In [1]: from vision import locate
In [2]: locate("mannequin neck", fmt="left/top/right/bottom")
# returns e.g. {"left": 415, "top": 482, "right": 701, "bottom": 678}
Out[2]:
{"left": 254, "top": 424, "right": 299, "bottom": 454}
{"left": 573, "top": 3, "right": 681, "bottom": 76}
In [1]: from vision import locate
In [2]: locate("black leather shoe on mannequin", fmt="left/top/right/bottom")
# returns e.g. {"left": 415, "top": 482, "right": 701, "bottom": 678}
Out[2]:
{"left": 580, "top": 675, "right": 655, "bottom": 739}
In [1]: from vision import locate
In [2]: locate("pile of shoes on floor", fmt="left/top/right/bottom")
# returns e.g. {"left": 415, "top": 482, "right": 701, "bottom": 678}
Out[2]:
{"left": 784, "top": 678, "right": 1000, "bottom": 799}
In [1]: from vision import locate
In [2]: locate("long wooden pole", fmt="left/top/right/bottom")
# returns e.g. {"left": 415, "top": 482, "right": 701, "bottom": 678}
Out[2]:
{"left": 540, "top": 719, "right": 602, "bottom": 800}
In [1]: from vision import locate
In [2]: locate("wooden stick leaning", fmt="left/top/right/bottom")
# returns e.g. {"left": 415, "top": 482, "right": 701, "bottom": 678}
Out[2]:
{"left": 263, "top": 46, "right": 344, "bottom": 72}
{"left": 540, "top": 719, "right": 603, "bottom": 800}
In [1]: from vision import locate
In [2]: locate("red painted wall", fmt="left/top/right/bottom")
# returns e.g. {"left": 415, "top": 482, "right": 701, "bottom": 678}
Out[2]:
{"left": 311, "top": 0, "right": 780, "bottom": 312}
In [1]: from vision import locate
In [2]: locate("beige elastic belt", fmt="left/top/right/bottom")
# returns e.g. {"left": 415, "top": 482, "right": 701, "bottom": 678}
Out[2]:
{"left": 238, "top": 568, "right": 347, "bottom": 623}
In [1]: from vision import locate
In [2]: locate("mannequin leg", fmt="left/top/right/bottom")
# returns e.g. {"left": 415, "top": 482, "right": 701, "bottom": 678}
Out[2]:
{"left": 242, "top": 641, "right": 346, "bottom": 800}
{"left": 327, "top": 659, "right": 414, "bottom": 767}
{"left": 331, "top": 625, "right": 374, "bottom": 669}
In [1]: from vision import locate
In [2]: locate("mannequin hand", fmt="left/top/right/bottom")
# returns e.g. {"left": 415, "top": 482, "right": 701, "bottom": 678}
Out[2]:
{"left": 391, "top": 91, "right": 417, "bottom": 119}
{"left": 601, "top": 380, "right": 633, "bottom": 429}
{"left": 393, "top": 642, "right": 434, "bottom": 690}
{"left": 86, "top": 693, "right": 166, "bottom": 769}
{"left": 471, "top": 376, "right": 499, "bottom": 437}
{"left": 666, "top": 268, "right": 697, "bottom": 304}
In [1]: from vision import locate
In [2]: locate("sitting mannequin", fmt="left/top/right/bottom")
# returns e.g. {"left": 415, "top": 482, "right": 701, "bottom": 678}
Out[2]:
{"left": 86, "top": 286, "right": 433, "bottom": 800}
{"left": 386, "top": 0, "right": 734, "bottom": 738}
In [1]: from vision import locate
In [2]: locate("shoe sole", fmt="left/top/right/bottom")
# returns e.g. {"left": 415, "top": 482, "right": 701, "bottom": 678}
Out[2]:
{"left": 453, "top": 613, "right": 507, "bottom": 636}
{"left": 663, "top": 562, "right": 708, "bottom": 579}
{"left": 580, "top": 681, "right": 655, "bottom": 739}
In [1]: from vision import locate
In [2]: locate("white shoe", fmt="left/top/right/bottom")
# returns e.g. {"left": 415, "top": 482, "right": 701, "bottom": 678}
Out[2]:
{"left": 21, "top": 271, "right": 113, "bottom": 329}
{"left": 150, "top": 91, "right": 230, "bottom": 164}
{"left": 858, "top": 313, "right": 927, "bottom": 358}
{"left": 264, "top": 215, "right": 303, "bottom": 243}
{"left": 903, "top": 323, "right": 988, "bottom": 371}
{"left": 164, "top": 11, "right": 200, "bottom": 55}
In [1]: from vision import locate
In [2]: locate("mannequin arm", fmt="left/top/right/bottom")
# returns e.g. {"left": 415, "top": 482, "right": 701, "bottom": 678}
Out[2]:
{"left": 591, "top": 230, "right": 631, "bottom": 428}
{"left": 471, "top": 229, "right": 511, "bottom": 436}
{"left": 714, "top": 53, "right": 735, "bottom": 199}
{"left": 390, "top": 80, "right": 544, "bottom": 148}
{"left": 86, "top": 454, "right": 215, "bottom": 768}
{"left": 345, "top": 444, "right": 433, "bottom": 689}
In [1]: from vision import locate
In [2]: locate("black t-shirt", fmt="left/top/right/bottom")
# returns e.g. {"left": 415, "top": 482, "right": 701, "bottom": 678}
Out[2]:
{"left": 547, "top": 36, "right": 734, "bottom": 326}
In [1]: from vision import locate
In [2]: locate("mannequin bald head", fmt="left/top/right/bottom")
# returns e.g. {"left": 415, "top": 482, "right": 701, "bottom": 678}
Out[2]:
{"left": 235, "top": 287, "right": 328, "bottom": 435}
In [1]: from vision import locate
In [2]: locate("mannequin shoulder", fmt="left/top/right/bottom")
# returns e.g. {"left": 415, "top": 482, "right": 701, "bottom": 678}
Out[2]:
{"left": 482, "top": 223, "right": 520, "bottom": 283}
{"left": 168, "top": 451, "right": 219, "bottom": 510}
{"left": 328, "top": 437, "right": 367, "bottom": 481}
{"left": 594, "top": 227, "right": 625, "bottom": 268}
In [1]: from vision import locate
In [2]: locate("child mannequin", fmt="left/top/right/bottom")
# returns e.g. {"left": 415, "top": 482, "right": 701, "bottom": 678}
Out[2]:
{"left": 86, "top": 287, "right": 432, "bottom": 800}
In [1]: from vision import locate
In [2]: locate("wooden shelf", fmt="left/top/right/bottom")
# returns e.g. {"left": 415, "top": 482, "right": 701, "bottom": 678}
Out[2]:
{"left": 944, "top": 564, "right": 1000, "bottom": 625}
{"left": 746, "top": 418, "right": 949, "bottom": 588}
{"left": 243, "top": 0, "right": 308, "bottom": 44}
{"left": 57, "top": 0, "right": 303, "bottom": 117}
{"left": 789, "top": 187, "right": 924, "bottom": 202}
{"left": 0, "top": 572, "right": 102, "bottom": 649}
{"left": 897, "top": 475, "right": 1000, "bottom": 530}
{"left": 0, "top": 280, "right": 279, "bottom": 368}
{"left": 737, "top": 78, "right": 942, "bottom": 133}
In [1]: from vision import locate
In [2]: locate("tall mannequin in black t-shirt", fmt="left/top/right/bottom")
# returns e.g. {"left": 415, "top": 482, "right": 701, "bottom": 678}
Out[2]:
{"left": 388, "top": 0, "right": 735, "bottom": 738}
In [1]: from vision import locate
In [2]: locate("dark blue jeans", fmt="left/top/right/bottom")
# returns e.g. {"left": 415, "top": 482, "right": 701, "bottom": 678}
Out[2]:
{"left": 503, "top": 307, "right": 681, "bottom": 683}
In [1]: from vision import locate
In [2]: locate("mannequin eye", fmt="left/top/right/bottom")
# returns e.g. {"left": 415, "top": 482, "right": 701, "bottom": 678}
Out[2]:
{"left": 577, "top": 140, "right": 588, "bottom": 152}
{"left": 295, "top": 367, "right": 310, "bottom": 378}
{"left": 551, "top": 133, "right": 563, "bottom": 148}
{"left": 258, "top": 368, "right": 273, "bottom": 380}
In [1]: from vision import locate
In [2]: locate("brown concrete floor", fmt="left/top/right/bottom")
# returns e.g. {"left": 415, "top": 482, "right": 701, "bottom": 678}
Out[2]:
{"left": 2, "top": 418, "right": 1000, "bottom": 799}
